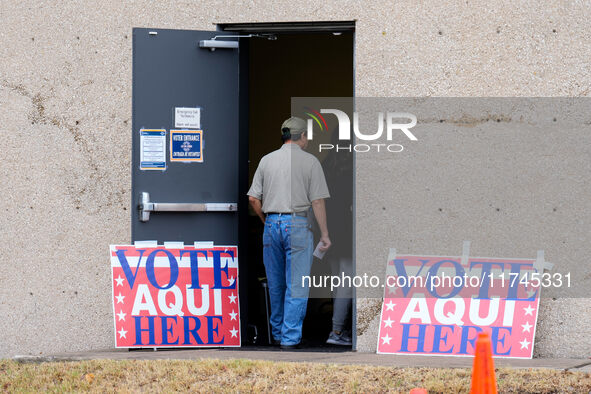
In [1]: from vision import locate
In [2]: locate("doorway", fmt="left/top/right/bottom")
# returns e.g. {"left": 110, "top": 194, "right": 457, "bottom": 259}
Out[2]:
{"left": 224, "top": 22, "right": 355, "bottom": 348}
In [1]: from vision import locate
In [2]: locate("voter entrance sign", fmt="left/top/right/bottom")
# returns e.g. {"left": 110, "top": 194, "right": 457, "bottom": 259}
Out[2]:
{"left": 377, "top": 254, "right": 542, "bottom": 358}
{"left": 170, "top": 130, "right": 204, "bottom": 163}
{"left": 110, "top": 245, "right": 240, "bottom": 348}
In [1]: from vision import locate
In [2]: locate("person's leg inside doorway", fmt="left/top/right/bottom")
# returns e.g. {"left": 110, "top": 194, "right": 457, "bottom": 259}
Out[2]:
{"left": 262, "top": 215, "right": 286, "bottom": 344}
{"left": 282, "top": 215, "right": 314, "bottom": 346}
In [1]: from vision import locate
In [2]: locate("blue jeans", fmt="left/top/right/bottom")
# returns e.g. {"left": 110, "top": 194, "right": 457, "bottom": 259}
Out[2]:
{"left": 263, "top": 213, "right": 313, "bottom": 346}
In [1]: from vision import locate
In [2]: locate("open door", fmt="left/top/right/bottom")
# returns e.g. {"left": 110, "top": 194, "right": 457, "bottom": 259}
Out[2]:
{"left": 131, "top": 23, "right": 355, "bottom": 349}
{"left": 132, "top": 28, "right": 240, "bottom": 244}
{"left": 131, "top": 27, "right": 246, "bottom": 340}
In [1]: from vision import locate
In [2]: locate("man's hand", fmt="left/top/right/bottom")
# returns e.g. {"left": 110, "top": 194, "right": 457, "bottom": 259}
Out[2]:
{"left": 312, "top": 199, "right": 331, "bottom": 252}
{"left": 319, "top": 233, "right": 332, "bottom": 252}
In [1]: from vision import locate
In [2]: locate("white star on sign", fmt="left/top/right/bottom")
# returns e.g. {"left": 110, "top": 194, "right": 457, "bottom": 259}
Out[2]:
{"left": 523, "top": 304, "right": 535, "bottom": 316}
{"left": 114, "top": 275, "right": 125, "bottom": 287}
{"left": 385, "top": 301, "right": 396, "bottom": 311}
{"left": 117, "top": 310, "right": 126, "bottom": 321}
{"left": 228, "top": 276, "right": 235, "bottom": 286}
{"left": 521, "top": 321, "right": 533, "bottom": 333}
{"left": 115, "top": 293, "right": 125, "bottom": 304}
{"left": 228, "top": 293, "right": 237, "bottom": 304}
{"left": 387, "top": 286, "right": 397, "bottom": 296}
{"left": 519, "top": 338, "right": 531, "bottom": 350}
{"left": 383, "top": 317, "right": 395, "bottom": 328}
{"left": 229, "top": 310, "right": 238, "bottom": 321}
{"left": 118, "top": 328, "right": 127, "bottom": 339}
{"left": 381, "top": 334, "right": 392, "bottom": 345}
{"left": 230, "top": 327, "right": 238, "bottom": 338}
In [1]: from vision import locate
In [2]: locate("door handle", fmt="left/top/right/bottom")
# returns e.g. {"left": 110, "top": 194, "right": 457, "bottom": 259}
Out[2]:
{"left": 139, "top": 192, "right": 237, "bottom": 222}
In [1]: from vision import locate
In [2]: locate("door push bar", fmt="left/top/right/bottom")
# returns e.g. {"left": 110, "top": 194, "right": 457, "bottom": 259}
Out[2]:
{"left": 139, "top": 192, "right": 237, "bottom": 222}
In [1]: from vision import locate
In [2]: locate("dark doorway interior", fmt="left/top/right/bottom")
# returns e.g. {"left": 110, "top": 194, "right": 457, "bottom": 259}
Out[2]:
{"left": 240, "top": 30, "right": 355, "bottom": 348}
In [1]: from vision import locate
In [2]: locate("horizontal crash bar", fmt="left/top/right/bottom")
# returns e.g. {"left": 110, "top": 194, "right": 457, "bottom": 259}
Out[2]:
{"left": 139, "top": 192, "right": 236, "bottom": 222}
{"left": 151, "top": 203, "right": 237, "bottom": 212}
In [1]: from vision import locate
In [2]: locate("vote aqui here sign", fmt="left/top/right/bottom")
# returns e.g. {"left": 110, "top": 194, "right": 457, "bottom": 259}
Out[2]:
{"left": 110, "top": 245, "right": 240, "bottom": 348}
{"left": 377, "top": 254, "right": 542, "bottom": 358}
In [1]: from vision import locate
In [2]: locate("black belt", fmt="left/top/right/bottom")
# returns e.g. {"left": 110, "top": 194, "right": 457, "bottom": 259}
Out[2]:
{"left": 266, "top": 211, "right": 307, "bottom": 217}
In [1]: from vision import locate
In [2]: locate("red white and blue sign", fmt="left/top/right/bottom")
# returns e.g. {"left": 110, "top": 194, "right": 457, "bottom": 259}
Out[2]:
{"left": 110, "top": 244, "right": 240, "bottom": 348}
{"left": 377, "top": 254, "right": 542, "bottom": 359}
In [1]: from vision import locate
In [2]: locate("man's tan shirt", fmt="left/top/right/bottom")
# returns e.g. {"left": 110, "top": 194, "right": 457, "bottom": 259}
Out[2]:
{"left": 247, "top": 144, "right": 330, "bottom": 213}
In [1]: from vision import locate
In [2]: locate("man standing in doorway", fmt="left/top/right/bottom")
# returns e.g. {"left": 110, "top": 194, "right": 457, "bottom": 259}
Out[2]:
{"left": 247, "top": 116, "right": 331, "bottom": 349}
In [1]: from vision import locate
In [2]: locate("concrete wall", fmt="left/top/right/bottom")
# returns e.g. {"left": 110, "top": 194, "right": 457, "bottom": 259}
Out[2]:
{"left": 353, "top": 98, "right": 591, "bottom": 358}
{"left": 1, "top": 0, "right": 590, "bottom": 357}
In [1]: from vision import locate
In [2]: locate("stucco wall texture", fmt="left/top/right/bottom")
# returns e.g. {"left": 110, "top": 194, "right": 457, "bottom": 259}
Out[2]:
{"left": 1, "top": 1, "right": 589, "bottom": 357}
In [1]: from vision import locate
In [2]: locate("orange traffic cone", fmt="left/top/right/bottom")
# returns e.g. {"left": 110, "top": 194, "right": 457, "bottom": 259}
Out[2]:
{"left": 409, "top": 388, "right": 428, "bottom": 394}
{"left": 470, "top": 332, "right": 498, "bottom": 394}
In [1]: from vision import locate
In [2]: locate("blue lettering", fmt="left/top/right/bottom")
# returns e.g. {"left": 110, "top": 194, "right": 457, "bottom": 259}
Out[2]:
{"left": 146, "top": 249, "right": 179, "bottom": 290}
{"left": 399, "top": 323, "right": 427, "bottom": 352}
{"left": 507, "top": 263, "right": 536, "bottom": 301}
{"left": 458, "top": 325, "right": 483, "bottom": 354}
{"left": 469, "top": 261, "right": 506, "bottom": 299}
{"left": 392, "top": 259, "right": 430, "bottom": 297}
{"left": 183, "top": 316, "right": 204, "bottom": 345}
{"left": 432, "top": 324, "right": 455, "bottom": 353}
{"left": 160, "top": 316, "right": 179, "bottom": 345}
{"left": 115, "top": 248, "right": 146, "bottom": 289}
{"left": 180, "top": 249, "right": 208, "bottom": 289}
{"left": 211, "top": 250, "right": 236, "bottom": 290}
{"left": 207, "top": 316, "right": 224, "bottom": 345}
{"left": 427, "top": 260, "right": 465, "bottom": 298}
{"left": 490, "top": 326, "right": 512, "bottom": 355}
{"left": 134, "top": 316, "right": 156, "bottom": 345}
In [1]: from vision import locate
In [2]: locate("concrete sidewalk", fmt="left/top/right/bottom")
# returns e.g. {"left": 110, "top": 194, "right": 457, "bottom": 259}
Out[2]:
{"left": 14, "top": 348, "right": 591, "bottom": 372}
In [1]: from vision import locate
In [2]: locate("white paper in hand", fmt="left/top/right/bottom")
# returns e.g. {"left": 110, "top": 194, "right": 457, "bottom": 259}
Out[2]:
{"left": 313, "top": 242, "right": 326, "bottom": 259}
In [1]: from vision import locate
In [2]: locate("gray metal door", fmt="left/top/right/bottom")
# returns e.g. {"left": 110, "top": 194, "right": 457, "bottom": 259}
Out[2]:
{"left": 131, "top": 28, "right": 239, "bottom": 245}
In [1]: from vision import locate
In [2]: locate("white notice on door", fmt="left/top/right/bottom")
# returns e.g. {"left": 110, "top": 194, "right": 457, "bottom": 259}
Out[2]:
{"left": 175, "top": 107, "right": 201, "bottom": 129}
{"left": 140, "top": 129, "right": 166, "bottom": 170}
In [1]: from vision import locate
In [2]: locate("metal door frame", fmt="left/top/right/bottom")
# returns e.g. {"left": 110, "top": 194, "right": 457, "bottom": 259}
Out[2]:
{"left": 226, "top": 21, "right": 357, "bottom": 349}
